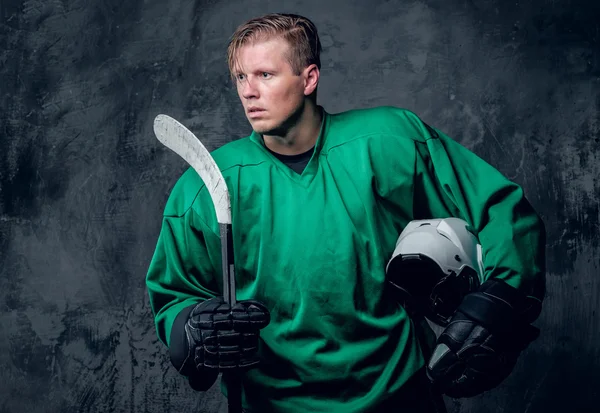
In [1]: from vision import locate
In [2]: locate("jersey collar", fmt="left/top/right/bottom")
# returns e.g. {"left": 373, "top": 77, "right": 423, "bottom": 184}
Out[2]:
{"left": 249, "top": 106, "right": 330, "bottom": 187}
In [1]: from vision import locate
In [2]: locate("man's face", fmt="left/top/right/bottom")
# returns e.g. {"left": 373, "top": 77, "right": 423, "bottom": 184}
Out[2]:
{"left": 233, "top": 36, "right": 311, "bottom": 135}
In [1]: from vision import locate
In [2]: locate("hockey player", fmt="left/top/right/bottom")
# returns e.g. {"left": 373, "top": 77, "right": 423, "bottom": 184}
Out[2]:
{"left": 145, "top": 13, "right": 546, "bottom": 413}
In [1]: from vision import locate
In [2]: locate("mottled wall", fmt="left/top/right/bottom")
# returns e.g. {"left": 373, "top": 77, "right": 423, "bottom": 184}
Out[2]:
{"left": 1, "top": 0, "right": 598, "bottom": 412}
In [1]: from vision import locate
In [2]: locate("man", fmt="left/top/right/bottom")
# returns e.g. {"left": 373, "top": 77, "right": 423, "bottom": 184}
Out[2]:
{"left": 146, "top": 13, "right": 546, "bottom": 413}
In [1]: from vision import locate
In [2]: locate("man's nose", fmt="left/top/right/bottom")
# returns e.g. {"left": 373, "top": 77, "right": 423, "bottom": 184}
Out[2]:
{"left": 241, "top": 78, "right": 258, "bottom": 99}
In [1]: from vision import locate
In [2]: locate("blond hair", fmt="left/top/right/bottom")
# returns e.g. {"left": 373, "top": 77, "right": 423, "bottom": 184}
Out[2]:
{"left": 227, "top": 13, "right": 322, "bottom": 80}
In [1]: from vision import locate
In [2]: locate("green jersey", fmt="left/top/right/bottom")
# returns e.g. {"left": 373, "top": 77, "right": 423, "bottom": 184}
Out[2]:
{"left": 146, "top": 105, "right": 545, "bottom": 412}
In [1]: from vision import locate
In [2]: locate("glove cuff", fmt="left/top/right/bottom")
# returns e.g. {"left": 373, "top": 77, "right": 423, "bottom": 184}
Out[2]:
{"left": 458, "top": 279, "right": 540, "bottom": 344}
{"left": 169, "top": 302, "right": 221, "bottom": 391}
{"left": 169, "top": 303, "right": 198, "bottom": 376}
{"left": 188, "top": 369, "right": 219, "bottom": 391}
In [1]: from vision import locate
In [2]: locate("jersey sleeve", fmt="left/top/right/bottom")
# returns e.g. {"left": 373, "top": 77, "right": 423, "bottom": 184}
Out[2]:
{"left": 414, "top": 117, "right": 546, "bottom": 301}
{"left": 373, "top": 107, "right": 546, "bottom": 303}
{"left": 146, "top": 200, "right": 222, "bottom": 347}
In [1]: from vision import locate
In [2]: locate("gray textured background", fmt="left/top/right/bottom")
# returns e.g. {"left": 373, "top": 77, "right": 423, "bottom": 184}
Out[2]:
{"left": 1, "top": 0, "right": 599, "bottom": 412}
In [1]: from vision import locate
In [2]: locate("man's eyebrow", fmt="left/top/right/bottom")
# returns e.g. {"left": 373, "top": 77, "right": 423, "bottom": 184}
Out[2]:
{"left": 234, "top": 68, "right": 278, "bottom": 76}
{"left": 253, "top": 67, "right": 278, "bottom": 74}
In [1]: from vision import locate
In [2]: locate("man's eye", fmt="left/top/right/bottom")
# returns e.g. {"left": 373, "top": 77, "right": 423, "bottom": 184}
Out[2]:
{"left": 262, "top": 72, "right": 271, "bottom": 78}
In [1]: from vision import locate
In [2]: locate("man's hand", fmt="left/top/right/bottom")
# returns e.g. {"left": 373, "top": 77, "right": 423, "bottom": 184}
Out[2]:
{"left": 185, "top": 296, "right": 271, "bottom": 371}
{"left": 426, "top": 278, "right": 541, "bottom": 398}
{"left": 170, "top": 296, "right": 271, "bottom": 391}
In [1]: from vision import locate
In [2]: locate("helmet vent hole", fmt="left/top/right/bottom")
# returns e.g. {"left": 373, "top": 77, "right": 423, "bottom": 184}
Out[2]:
{"left": 454, "top": 254, "right": 461, "bottom": 261}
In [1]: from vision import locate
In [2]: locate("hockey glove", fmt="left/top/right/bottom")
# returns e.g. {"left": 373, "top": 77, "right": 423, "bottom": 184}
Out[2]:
{"left": 169, "top": 296, "right": 270, "bottom": 391}
{"left": 426, "top": 278, "right": 541, "bottom": 398}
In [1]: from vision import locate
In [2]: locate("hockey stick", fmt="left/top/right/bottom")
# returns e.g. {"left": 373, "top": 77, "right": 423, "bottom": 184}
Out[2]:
{"left": 153, "top": 114, "right": 242, "bottom": 413}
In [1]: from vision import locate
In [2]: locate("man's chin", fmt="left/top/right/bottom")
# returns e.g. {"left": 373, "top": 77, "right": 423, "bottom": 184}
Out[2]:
{"left": 249, "top": 120, "right": 276, "bottom": 135}
{"left": 248, "top": 117, "right": 290, "bottom": 137}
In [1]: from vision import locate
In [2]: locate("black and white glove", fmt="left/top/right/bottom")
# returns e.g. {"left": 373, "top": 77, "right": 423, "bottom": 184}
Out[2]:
{"left": 169, "top": 296, "right": 271, "bottom": 391}
{"left": 426, "top": 278, "right": 541, "bottom": 398}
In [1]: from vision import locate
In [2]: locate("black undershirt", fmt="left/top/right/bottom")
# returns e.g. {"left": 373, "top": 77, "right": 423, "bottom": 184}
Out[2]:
{"left": 265, "top": 144, "right": 315, "bottom": 175}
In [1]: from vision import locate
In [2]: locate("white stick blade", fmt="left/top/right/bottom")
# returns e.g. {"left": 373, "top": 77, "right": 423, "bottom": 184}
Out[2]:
{"left": 153, "top": 114, "right": 231, "bottom": 224}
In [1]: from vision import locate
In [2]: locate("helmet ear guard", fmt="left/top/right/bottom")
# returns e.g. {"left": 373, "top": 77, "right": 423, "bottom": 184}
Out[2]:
{"left": 386, "top": 218, "right": 484, "bottom": 326}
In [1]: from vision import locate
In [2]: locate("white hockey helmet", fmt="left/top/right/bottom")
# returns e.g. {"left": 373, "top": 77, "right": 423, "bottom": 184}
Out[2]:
{"left": 385, "top": 217, "right": 485, "bottom": 326}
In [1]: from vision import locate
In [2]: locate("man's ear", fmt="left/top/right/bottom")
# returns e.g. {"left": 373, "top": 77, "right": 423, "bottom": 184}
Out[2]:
{"left": 303, "top": 64, "right": 320, "bottom": 96}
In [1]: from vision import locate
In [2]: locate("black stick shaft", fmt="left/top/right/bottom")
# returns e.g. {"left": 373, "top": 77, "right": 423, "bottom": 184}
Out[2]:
{"left": 220, "top": 223, "right": 236, "bottom": 306}
{"left": 219, "top": 223, "right": 242, "bottom": 413}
